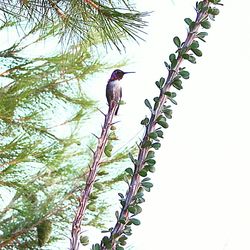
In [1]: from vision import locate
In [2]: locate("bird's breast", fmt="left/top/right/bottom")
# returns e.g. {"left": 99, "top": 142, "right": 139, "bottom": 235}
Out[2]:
{"left": 108, "top": 80, "right": 120, "bottom": 88}
{"left": 107, "top": 80, "right": 121, "bottom": 102}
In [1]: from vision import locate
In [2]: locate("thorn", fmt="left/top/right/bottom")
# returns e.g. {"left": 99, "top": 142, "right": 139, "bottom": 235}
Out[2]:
{"left": 87, "top": 165, "right": 91, "bottom": 171}
{"left": 87, "top": 145, "right": 95, "bottom": 154}
{"left": 97, "top": 108, "right": 105, "bottom": 116}
{"left": 111, "top": 121, "right": 120, "bottom": 125}
{"left": 91, "top": 133, "right": 99, "bottom": 139}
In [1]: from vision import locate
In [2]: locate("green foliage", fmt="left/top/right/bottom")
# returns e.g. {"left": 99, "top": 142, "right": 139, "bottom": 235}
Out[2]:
{"left": 173, "top": 36, "right": 181, "bottom": 48}
{"left": 0, "top": 21, "right": 132, "bottom": 249}
{"left": 144, "top": 99, "right": 152, "bottom": 111}
{"left": 0, "top": 0, "right": 149, "bottom": 51}
{"left": 37, "top": 220, "right": 52, "bottom": 247}
{"left": 80, "top": 235, "right": 90, "bottom": 246}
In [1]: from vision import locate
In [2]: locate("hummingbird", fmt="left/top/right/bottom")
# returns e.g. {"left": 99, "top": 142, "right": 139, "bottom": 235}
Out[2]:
{"left": 106, "top": 69, "right": 135, "bottom": 115}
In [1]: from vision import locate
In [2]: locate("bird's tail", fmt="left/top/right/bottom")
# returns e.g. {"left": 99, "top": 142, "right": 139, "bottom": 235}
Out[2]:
{"left": 108, "top": 101, "right": 119, "bottom": 115}
{"left": 115, "top": 106, "right": 119, "bottom": 115}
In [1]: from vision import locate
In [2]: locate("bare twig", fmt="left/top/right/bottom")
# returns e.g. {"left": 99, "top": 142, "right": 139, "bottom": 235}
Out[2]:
{"left": 48, "top": 0, "right": 67, "bottom": 20}
{"left": 83, "top": 0, "right": 100, "bottom": 10}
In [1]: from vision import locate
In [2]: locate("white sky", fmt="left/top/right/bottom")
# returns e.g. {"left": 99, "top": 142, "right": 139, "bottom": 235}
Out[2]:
{"left": 1, "top": 1, "right": 250, "bottom": 250}
{"left": 84, "top": 1, "right": 250, "bottom": 250}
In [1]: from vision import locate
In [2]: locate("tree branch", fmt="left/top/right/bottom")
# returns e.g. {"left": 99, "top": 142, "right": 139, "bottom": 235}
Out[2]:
{"left": 48, "top": 0, "right": 67, "bottom": 20}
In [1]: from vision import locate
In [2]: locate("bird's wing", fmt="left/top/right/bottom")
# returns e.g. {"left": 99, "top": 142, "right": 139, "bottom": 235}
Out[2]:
{"left": 106, "top": 83, "right": 113, "bottom": 105}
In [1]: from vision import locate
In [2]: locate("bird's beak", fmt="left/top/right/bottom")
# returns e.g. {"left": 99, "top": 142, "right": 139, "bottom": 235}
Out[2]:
{"left": 124, "top": 71, "right": 136, "bottom": 74}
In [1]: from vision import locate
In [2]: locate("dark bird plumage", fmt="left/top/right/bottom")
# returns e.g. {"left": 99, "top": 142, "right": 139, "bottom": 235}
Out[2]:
{"left": 106, "top": 69, "right": 135, "bottom": 115}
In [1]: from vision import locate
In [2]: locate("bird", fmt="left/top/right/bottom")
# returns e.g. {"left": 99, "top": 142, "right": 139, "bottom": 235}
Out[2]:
{"left": 106, "top": 69, "right": 135, "bottom": 115}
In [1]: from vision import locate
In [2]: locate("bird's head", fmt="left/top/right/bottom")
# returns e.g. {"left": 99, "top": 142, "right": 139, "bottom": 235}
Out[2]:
{"left": 109, "top": 69, "right": 135, "bottom": 81}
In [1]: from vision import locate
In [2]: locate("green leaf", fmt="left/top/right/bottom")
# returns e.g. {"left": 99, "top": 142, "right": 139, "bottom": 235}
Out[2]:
{"left": 110, "top": 125, "right": 116, "bottom": 130}
{"left": 198, "top": 32, "right": 208, "bottom": 39}
{"left": 144, "top": 99, "right": 152, "bottom": 110}
{"left": 148, "top": 165, "right": 156, "bottom": 173}
{"left": 171, "top": 59, "right": 178, "bottom": 69}
{"left": 92, "top": 243, "right": 101, "bottom": 250}
{"left": 163, "top": 108, "right": 173, "bottom": 119}
{"left": 109, "top": 131, "right": 118, "bottom": 140}
{"left": 116, "top": 245, "right": 125, "bottom": 250}
{"left": 128, "top": 206, "right": 137, "bottom": 214}
{"left": 184, "top": 18, "right": 192, "bottom": 26}
{"left": 164, "top": 91, "right": 171, "bottom": 97}
{"left": 89, "top": 193, "right": 98, "bottom": 200}
{"left": 125, "top": 168, "right": 133, "bottom": 176}
{"left": 169, "top": 54, "right": 178, "bottom": 69}
{"left": 129, "top": 205, "right": 142, "bottom": 215}
{"left": 153, "top": 97, "right": 160, "bottom": 103}
{"left": 155, "top": 81, "right": 161, "bottom": 89}
{"left": 191, "top": 48, "right": 202, "bottom": 57}
{"left": 208, "top": 7, "right": 220, "bottom": 15}
{"left": 98, "top": 170, "right": 108, "bottom": 176}
{"left": 135, "top": 205, "right": 142, "bottom": 214}
{"left": 201, "top": 20, "right": 211, "bottom": 29}
{"left": 141, "top": 182, "right": 153, "bottom": 189}
{"left": 156, "top": 129, "right": 164, "bottom": 138}
{"left": 80, "top": 236, "right": 89, "bottom": 246}
{"left": 141, "top": 117, "right": 149, "bottom": 125}
{"left": 173, "top": 36, "right": 181, "bottom": 47}
{"left": 119, "top": 241, "right": 127, "bottom": 247}
{"left": 139, "top": 169, "right": 147, "bottom": 177}
{"left": 141, "top": 140, "right": 152, "bottom": 148}
{"left": 153, "top": 97, "right": 160, "bottom": 110}
{"left": 130, "top": 218, "right": 141, "bottom": 226}
{"left": 123, "top": 226, "right": 132, "bottom": 236}
{"left": 141, "top": 177, "right": 151, "bottom": 182}
{"left": 157, "top": 115, "right": 169, "bottom": 128}
{"left": 104, "top": 143, "right": 113, "bottom": 157}
{"left": 119, "top": 217, "right": 127, "bottom": 224}
{"left": 182, "top": 53, "right": 190, "bottom": 59}
{"left": 146, "top": 150, "right": 155, "bottom": 159}
{"left": 164, "top": 61, "right": 170, "bottom": 69}
{"left": 148, "top": 132, "right": 158, "bottom": 139}
{"left": 188, "top": 55, "right": 196, "bottom": 64}
{"left": 172, "top": 79, "right": 183, "bottom": 90}
{"left": 87, "top": 204, "right": 96, "bottom": 212}
{"left": 118, "top": 100, "right": 126, "bottom": 105}
{"left": 169, "top": 97, "right": 177, "bottom": 105}
{"left": 119, "top": 235, "right": 128, "bottom": 242}
{"left": 152, "top": 142, "right": 161, "bottom": 150}
{"left": 145, "top": 158, "right": 156, "bottom": 166}
{"left": 210, "top": 0, "right": 222, "bottom": 4}
{"left": 189, "top": 21, "right": 196, "bottom": 31}
{"left": 93, "top": 182, "right": 103, "bottom": 190}
{"left": 171, "top": 92, "right": 177, "bottom": 98}
{"left": 190, "top": 40, "right": 199, "bottom": 49}
{"left": 159, "top": 77, "right": 165, "bottom": 85}
{"left": 179, "top": 70, "right": 190, "bottom": 79}
{"left": 158, "top": 119, "right": 169, "bottom": 128}
{"left": 169, "top": 53, "right": 176, "bottom": 62}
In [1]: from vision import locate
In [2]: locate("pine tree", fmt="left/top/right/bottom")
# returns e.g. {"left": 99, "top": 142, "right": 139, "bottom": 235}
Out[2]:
{"left": 0, "top": 8, "right": 141, "bottom": 248}
{"left": 0, "top": 0, "right": 148, "bottom": 51}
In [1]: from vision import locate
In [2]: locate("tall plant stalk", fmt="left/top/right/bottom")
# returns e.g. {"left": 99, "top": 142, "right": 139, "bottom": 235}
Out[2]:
{"left": 70, "top": 103, "right": 118, "bottom": 250}
{"left": 97, "top": 1, "right": 223, "bottom": 249}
